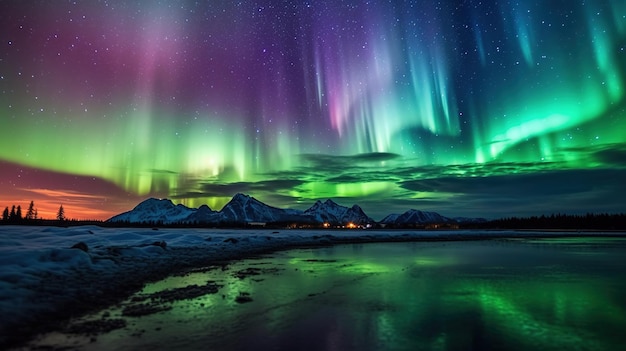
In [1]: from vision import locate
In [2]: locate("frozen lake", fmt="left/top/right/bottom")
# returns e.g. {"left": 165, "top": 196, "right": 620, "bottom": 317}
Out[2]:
{"left": 27, "top": 237, "right": 626, "bottom": 350}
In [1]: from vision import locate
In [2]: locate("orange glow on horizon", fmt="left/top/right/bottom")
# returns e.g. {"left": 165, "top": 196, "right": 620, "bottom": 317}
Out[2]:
{"left": 1, "top": 199, "right": 119, "bottom": 221}
{"left": 1, "top": 188, "right": 126, "bottom": 221}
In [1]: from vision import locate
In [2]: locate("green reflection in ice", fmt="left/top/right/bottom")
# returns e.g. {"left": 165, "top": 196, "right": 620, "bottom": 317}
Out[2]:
{"left": 288, "top": 258, "right": 391, "bottom": 274}
{"left": 414, "top": 256, "right": 456, "bottom": 267}
{"left": 472, "top": 270, "right": 626, "bottom": 350}
{"left": 29, "top": 238, "right": 626, "bottom": 351}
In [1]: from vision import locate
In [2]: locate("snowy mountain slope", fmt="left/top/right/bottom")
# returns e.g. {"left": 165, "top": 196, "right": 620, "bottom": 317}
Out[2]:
{"left": 187, "top": 204, "right": 221, "bottom": 223}
{"left": 303, "top": 199, "right": 374, "bottom": 225}
{"left": 380, "top": 213, "right": 399, "bottom": 223}
{"left": 380, "top": 209, "right": 451, "bottom": 225}
{"left": 218, "top": 193, "right": 301, "bottom": 223}
{"left": 108, "top": 198, "right": 198, "bottom": 224}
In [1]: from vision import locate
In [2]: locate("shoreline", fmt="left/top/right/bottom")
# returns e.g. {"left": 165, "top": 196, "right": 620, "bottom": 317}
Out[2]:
{"left": 2, "top": 227, "right": 625, "bottom": 349}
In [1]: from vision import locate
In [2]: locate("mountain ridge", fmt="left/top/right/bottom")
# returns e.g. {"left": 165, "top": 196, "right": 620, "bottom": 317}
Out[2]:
{"left": 108, "top": 194, "right": 484, "bottom": 227}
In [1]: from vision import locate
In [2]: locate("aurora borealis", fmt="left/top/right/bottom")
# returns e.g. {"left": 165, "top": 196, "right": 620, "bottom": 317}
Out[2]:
{"left": 1, "top": 1, "right": 625, "bottom": 220}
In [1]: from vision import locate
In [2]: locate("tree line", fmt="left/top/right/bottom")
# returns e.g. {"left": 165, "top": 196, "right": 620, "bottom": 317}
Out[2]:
{"left": 1, "top": 201, "right": 66, "bottom": 223}
{"left": 466, "top": 213, "right": 626, "bottom": 230}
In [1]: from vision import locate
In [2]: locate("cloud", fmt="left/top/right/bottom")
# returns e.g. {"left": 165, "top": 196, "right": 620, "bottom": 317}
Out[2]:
{"left": 589, "top": 143, "right": 626, "bottom": 166}
{"left": 558, "top": 143, "right": 626, "bottom": 167}
{"left": 24, "top": 188, "right": 107, "bottom": 200}
{"left": 401, "top": 168, "right": 625, "bottom": 196}
{"left": 400, "top": 168, "right": 626, "bottom": 217}
{"left": 173, "top": 179, "right": 305, "bottom": 199}
{"left": 325, "top": 174, "right": 365, "bottom": 183}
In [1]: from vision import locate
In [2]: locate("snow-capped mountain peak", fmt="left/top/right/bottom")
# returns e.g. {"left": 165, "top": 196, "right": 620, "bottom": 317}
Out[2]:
{"left": 381, "top": 209, "right": 451, "bottom": 225}
{"left": 219, "top": 193, "right": 291, "bottom": 223}
{"left": 231, "top": 193, "right": 251, "bottom": 202}
{"left": 108, "top": 198, "right": 195, "bottom": 224}
{"left": 304, "top": 199, "right": 374, "bottom": 225}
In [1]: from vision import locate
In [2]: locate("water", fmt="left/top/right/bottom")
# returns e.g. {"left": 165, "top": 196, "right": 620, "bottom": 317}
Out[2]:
{"left": 31, "top": 237, "right": 626, "bottom": 350}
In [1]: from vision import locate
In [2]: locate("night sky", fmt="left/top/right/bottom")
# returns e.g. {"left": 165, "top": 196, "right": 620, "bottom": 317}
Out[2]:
{"left": 1, "top": 1, "right": 625, "bottom": 220}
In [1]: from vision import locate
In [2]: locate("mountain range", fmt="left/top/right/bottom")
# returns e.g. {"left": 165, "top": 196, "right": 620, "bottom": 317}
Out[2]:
{"left": 107, "top": 193, "right": 485, "bottom": 227}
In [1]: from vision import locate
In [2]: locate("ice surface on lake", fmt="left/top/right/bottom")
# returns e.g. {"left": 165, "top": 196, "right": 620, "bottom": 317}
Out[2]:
{"left": 0, "top": 225, "right": 616, "bottom": 347}
{"left": 23, "top": 238, "right": 626, "bottom": 351}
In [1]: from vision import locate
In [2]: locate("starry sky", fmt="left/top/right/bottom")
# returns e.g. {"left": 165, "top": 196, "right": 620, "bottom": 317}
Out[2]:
{"left": 1, "top": 1, "right": 625, "bottom": 221}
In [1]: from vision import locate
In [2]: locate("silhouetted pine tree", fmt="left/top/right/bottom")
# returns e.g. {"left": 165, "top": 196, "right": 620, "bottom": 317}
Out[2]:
{"left": 2, "top": 207, "right": 8, "bottom": 221}
{"left": 15, "top": 205, "right": 22, "bottom": 221}
{"left": 25, "top": 201, "right": 35, "bottom": 220}
{"left": 9, "top": 205, "right": 17, "bottom": 221}
{"left": 57, "top": 205, "right": 65, "bottom": 221}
